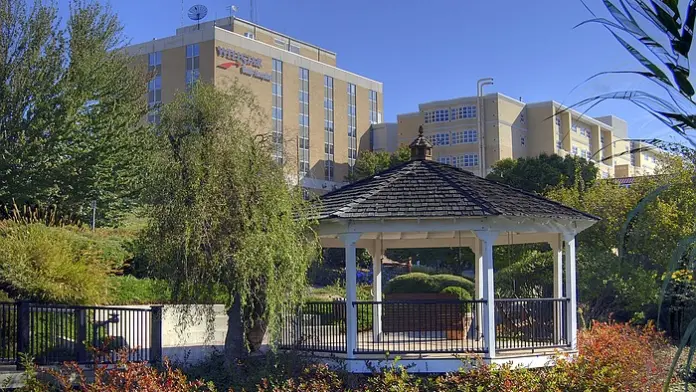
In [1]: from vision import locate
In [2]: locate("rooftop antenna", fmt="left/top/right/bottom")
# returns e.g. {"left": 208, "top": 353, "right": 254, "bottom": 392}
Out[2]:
{"left": 226, "top": 5, "right": 238, "bottom": 22}
{"left": 250, "top": 0, "right": 256, "bottom": 23}
{"left": 188, "top": 4, "right": 209, "bottom": 30}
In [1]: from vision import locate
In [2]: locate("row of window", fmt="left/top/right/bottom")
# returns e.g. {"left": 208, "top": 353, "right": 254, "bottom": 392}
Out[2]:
{"left": 274, "top": 37, "right": 300, "bottom": 54}
{"left": 347, "top": 83, "right": 357, "bottom": 168}
{"left": 437, "top": 154, "right": 479, "bottom": 168}
{"left": 424, "top": 106, "right": 477, "bottom": 124}
{"left": 426, "top": 130, "right": 478, "bottom": 146}
{"left": 272, "top": 59, "right": 284, "bottom": 164}
{"left": 185, "top": 44, "right": 200, "bottom": 89}
{"left": 324, "top": 76, "right": 335, "bottom": 181}
{"left": 299, "top": 67, "right": 310, "bottom": 176}
{"left": 147, "top": 52, "right": 162, "bottom": 124}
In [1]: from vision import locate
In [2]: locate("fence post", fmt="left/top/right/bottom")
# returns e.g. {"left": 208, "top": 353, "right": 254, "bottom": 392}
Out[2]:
{"left": 150, "top": 306, "right": 163, "bottom": 365}
{"left": 75, "top": 308, "right": 87, "bottom": 363}
{"left": 15, "top": 301, "right": 30, "bottom": 370}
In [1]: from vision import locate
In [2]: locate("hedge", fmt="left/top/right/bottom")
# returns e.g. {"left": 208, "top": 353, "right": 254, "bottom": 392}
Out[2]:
{"left": 384, "top": 273, "right": 474, "bottom": 296}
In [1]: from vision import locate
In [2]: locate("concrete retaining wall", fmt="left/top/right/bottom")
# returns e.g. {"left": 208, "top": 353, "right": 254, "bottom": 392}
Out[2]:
{"left": 99, "top": 304, "right": 228, "bottom": 367}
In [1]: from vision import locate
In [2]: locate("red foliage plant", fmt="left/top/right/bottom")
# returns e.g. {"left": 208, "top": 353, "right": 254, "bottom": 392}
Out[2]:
{"left": 555, "top": 321, "right": 672, "bottom": 392}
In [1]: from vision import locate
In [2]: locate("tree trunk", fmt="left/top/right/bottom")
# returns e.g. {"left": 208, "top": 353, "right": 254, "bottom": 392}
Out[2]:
{"left": 224, "top": 294, "right": 246, "bottom": 373}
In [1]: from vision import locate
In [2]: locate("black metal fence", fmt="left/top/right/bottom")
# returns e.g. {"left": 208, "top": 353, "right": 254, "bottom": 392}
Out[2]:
{"left": 354, "top": 300, "right": 487, "bottom": 354}
{"left": 494, "top": 298, "right": 569, "bottom": 351}
{"left": 0, "top": 302, "right": 17, "bottom": 364}
{"left": 278, "top": 301, "right": 347, "bottom": 353}
{"left": 0, "top": 302, "right": 162, "bottom": 368}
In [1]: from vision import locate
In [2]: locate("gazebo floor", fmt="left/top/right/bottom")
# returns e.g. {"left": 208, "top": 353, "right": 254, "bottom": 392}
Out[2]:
{"left": 286, "top": 329, "right": 572, "bottom": 359}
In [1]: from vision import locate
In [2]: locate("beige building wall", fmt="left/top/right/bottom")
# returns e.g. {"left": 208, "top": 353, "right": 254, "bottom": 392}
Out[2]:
{"left": 126, "top": 18, "right": 381, "bottom": 194}
{"left": 395, "top": 95, "right": 659, "bottom": 179}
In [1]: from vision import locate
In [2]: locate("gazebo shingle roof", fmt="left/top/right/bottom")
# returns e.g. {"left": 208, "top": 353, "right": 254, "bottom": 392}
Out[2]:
{"left": 311, "top": 160, "right": 599, "bottom": 221}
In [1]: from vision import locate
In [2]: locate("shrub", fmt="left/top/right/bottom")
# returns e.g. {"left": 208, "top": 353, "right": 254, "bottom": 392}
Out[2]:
{"left": 554, "top": 321, "right": 672, "bottom": 392}
{"left": 18, "top": 352, "right": 216, "bottom": 392}
{"left": 0, "top": 222, "right": 113, "bottom": 304}
{"left": 430, "top": 275, "right": 474, "bottom": 295}
{"left": 440, "top": 286, "right": 472, "bottom": 301}
{"left": 384, "top": 273, "right": 474, "bottom": 296}
{"left": 107, "top": 275, "right": 172, "bottom": 305}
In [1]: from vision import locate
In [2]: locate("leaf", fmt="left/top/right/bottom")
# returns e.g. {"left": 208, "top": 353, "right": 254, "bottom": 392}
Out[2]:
{"left": 607, "top": 29, "right": 671, "bottom": 85}
{"left": 618, "top": 183, "right": 670, "bottom": 259}
{"left": 665, "top": 310, "right": 696, "bottom": 391}
{"left": 658, "top": 233, "right": 696, "bottom": 323}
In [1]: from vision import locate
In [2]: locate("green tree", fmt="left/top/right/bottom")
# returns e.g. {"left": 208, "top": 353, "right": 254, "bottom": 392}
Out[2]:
{"left": 486, "top": 153, "right": 598, "bottom": 194}
{"left": 0, "top": 0, "right": 150, "bottom": 223}
{"left": 140, "top": 82, "right": 319, "bottom": 367}
{"left": 346, "top": 145, "right": 410, "bottom": 182}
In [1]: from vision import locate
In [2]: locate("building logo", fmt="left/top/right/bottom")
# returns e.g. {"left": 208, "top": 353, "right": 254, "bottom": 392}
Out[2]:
{"left": 216, "top": 46, "right": 271, "bottom": 81}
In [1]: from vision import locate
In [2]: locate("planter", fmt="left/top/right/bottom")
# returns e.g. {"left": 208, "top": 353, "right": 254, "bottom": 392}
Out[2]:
{"left": 382, "top": 293, "right": 464, "bottom": 333}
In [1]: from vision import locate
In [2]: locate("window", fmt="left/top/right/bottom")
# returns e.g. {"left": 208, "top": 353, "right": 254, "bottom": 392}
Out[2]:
{"left": 272, "top": 59, "right": 283, "bottom": 164}
{"left": 631, "top": 152, "right": 636, "bottom": 166}
{"left": 274, "top": 38, "right": 287, "bottom": 48}
{"left": 463, "top": 153, "right": 479, "bottom": 167}
{"left": 572, "top": 146, "right": 578, "bottom": 155}
{"left": 452, "top": 129, "right": 477, "bottom": 144}
{"left": 520, "top": 112, "right": 526, "bottom": 124}
{"left": 185, "top": 44, "right": 200, "bottom": 89}
{"left": 430, "top": 132, "right": 450, "bottom": 146}
{"left": 556, "top": 122, "right": 563, "bottom": 150}
{"left": 571, "top": 121, "right": 578, "bottom": 133}
{"left": 438, "top": 156, "right": 451, "bottom": 165}
{"left": 289, "top": 44, "right": 300, "bottom": 54}
{"left": 602, "top": 171, "right": 609, "bottom": 179}
{"left": 324, "top": 76, "right": 334, "bottom": 181}
{"left": 244, "top": 31, "right": 255, "bottom": 39}
{"left": 347, "top": 83, "right": 357, "bottom": 168}
{"left": 369, "top": 90, "right": 378, "bottom": 124}
{"left": 521, "top": 136, "right": 526, "bottom": 146}
{"left": 298, "top": 68, "right": 310, "bottom": 176}
{"left": 424, "top": 109, "right": 450, "bottom": 123}
{"left": 451, "top": 105, "right": 477, "bottom": 120}
{"left": 147, "top": 52, "right": 162, "bottom": 124}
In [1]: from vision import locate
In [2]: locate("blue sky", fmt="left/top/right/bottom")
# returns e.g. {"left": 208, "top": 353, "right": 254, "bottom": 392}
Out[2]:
{"left": 55, "top": 0, "right": 687, "bottom": 142}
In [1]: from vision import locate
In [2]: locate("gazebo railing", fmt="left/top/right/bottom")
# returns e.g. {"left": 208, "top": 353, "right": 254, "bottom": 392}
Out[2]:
{"left": 354, "top": 300, "right": 487, "bottom": 354}
{"left": 494, "top": 298, "right": 569, "bottom": 351}
{"left": 278, "top": 298, "right": 570, "bottom": 355}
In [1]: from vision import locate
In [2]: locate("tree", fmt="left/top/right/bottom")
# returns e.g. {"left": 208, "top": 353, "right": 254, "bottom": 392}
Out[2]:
{"left": 0, "top": 0, "right": 150, "bottom": 223}
{"left": 345, "top": 145, "right": 411, "bottom": 182}
{"left": 140, "top": 82, "right": 319, "bottom": 368}
{"left": 486, "top": 153, "right": 598, "bottom": 194}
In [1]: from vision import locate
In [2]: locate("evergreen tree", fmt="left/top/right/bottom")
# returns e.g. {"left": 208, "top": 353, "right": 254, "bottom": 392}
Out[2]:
{"left": 0, "top": 0, "right": 150, "bottom": 223}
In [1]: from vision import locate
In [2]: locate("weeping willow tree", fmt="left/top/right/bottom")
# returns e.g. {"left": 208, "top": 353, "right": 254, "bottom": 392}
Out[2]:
{"left": 140, "top": 82, "right": 319, "bottom": 367}
{"left": 577, "top": 1, "right": 696, "bottom": 389}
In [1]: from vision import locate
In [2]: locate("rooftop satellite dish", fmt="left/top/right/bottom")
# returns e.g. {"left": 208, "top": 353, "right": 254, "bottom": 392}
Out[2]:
{"left": 188, "top": 4, "right": 208, "bottom": 29}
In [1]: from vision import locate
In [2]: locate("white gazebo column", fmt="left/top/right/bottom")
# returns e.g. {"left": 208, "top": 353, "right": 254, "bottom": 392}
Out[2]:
{"left": 371, "top": 239, "right": 383, "bottom": 342}
{"left": 474, "top": 230, "right": 499, "bottom": 358}
{"left": 564, "top": 233, "right": 578, "bottom": 350}
{"left": 340, "top": 233, "right": 361, "bottom": 360}
{"left": 550, "top": 234, "right": 564, "bottom": 344}
{"left": 472, "top": 239, "right": 484, "bottom": 339}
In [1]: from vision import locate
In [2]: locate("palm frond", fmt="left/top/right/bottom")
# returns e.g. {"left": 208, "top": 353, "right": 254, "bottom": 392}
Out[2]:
{"left": 658, "top": 233, "right": 696, "bottom": 322}
{"left": 666, "top": 317, "right": 696, "bottom": 392}
{"left": 618, "top": 184, "right": 671, "bottom": 258}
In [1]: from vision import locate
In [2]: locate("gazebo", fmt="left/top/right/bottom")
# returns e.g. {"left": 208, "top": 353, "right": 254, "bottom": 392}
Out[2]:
{"left": 280, "top": 128, "right": 599, "bottom": 373}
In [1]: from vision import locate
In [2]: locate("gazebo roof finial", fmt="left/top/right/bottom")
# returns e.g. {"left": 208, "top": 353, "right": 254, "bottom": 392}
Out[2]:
{"left": 409, "top": 125, "right": 433, "bottom": 161}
